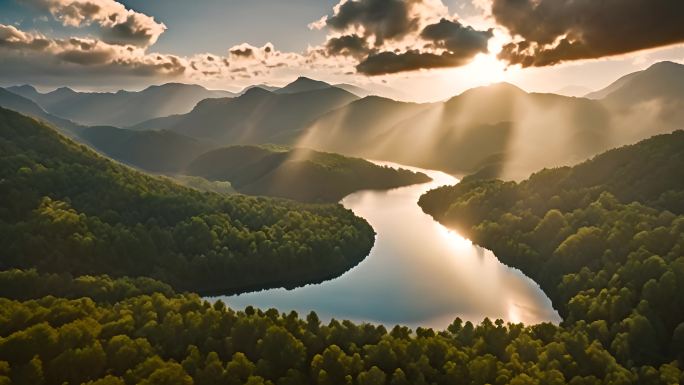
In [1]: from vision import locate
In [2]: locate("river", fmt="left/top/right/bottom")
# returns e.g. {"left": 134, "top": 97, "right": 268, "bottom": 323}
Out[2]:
{"left": 213, "top": 162, "right": 560, "bottom": 329}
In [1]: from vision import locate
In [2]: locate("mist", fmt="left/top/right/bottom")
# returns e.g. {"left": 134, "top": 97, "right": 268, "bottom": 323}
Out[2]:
{"left": 297, "top": 78, "right": 684, "bottom": 181}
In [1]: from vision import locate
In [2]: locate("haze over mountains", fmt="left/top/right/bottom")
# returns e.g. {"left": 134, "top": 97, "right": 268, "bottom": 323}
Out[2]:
{"left": 301, "top": 61, "right": 684, "bottom": 179}
{"left": 1, "top": 61, "right": 683, "bottom": 183}
{"left": 185, "top": 145, "right": 430, "bottom": 202}
{"left": 133, "top": 78, "right": 360, "bottom": 144}
{"left": 7, "top": 83, "right": 235, "bottom": 127}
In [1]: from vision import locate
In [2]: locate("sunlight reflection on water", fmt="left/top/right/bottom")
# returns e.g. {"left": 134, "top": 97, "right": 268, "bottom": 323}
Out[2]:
{"left": 210, "top": 162, "right": 561, "bottom": 329}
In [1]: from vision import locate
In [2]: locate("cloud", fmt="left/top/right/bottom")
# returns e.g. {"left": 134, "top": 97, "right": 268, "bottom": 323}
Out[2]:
{"left": 18, "top": 0, "right": 166, "bottom": 47}
{"left": 324, "top": 34, "right": 371, "bottom": 58}
{"left": 0, "top": 22, "right": 313, "bottom": 88}
{"left": 0, "top": 24, "right": 51, "bottom": 50}
{"left": 56, "top": 38, "right": 115, "bottom": 65}
{"left": 324, "top": 0, "right": 419, "bottom": 46}
{"left": 229, "top": 45, "right": 255, "bottom": 58}
{"left": 0, "top": 23, "right": 185, "bottom": 81}
{"left": 356, "top": 49, "right": 474, "bottom": 75}
{"left": 420, "top": 18, "right": 492, "bottom": 56}
{"left": 315, "top": 0, "right": 493, "bottom": 75}
{"left": 491, "top": 0, "right": 684, "bottom": 67}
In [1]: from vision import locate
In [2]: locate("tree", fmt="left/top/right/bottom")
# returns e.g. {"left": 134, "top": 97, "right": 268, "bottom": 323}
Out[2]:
{"left": 357, "top": 366, "right": 386, "bottom": 385}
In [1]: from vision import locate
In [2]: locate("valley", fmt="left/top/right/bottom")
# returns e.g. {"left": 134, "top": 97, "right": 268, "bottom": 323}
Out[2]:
{"left": 219, "top": 162, "right": 560, "bottom": 328}
{"left": 0, "top": 0, "right": 683, "bottom": 379}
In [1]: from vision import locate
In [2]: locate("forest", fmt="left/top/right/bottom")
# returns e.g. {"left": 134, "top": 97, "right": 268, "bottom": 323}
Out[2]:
{"left": 419, "top": 131, "right": 684, "bottom": 378}
{"left": 0, "top": 107, "right": 375, "bottom": 295}
{"left": 3, "top": 269, "right": 681, "bottom": 385}
{"left": 2, "top": 111, "right": 682, "bottom": 383}
{"left": 185, "top": 145, "right": 430, "bottom": 203}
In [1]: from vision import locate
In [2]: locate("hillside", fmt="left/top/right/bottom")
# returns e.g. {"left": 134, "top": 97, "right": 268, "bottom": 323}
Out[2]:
{"left": 419, "top": 131, "right": 684, "bottom": 367}
{"left": 8, "top": 83, "right": 235, "bottom": 127}
{"left": 333, "top": 83, "right": 372, "bottom": 97}
{"left": 274, "top": 77, "right": 333, "bottom": 94}
{"left": 185, "top": 145, "right": 431, "bottom": 202}
{"left": 0, "top": 93, "right": 219, "bottom": 174}
{"left": 586, "top": 61, "right": 684, "bottom": 101}
{"left": 303, "top": 62, "right": 684, "bottom": 180}
{"left": 0, "top": 107, "right": 375, "bottom": 294}
{"left": 134, "top": 86, "right": 359, "bottom": 145}
{"left": 0, "top": 88, "right": 80, "bottom": 134}
{"left": 78, "top": 125, "right": 215, "bottom": 173}
{"left": 301, "top": 83, "right": 615, "bottom": 179}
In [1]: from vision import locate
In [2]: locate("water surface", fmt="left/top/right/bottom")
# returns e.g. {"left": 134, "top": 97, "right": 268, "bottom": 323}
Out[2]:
{"left": 213, "top": 162, "right": 560, "bottom": 329}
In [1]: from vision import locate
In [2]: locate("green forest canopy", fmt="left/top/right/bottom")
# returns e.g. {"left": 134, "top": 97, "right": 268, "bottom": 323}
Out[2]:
{"left": 185, "top": 145, "right": 430, "bottom": 203}
{"left": 419, "top": 131, "right": 684, "bottom": 373}
{"left": 0, "top": 107, "right": 375, "bottom": 295}
{"left": 3, "top": 269, "right": 681, "bottom": 385}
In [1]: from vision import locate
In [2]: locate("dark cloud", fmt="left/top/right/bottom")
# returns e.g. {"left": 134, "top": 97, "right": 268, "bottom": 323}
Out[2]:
{"left": 316, "top": 1, "right": 493, "bottom": 75}
{"left": 352, "top": 18, "right": 493, "bottom": 75}
{"left": 492, "top": 0, "right": 684, "bottom": 67}
{"left": 420, "top": 19, "right": 492, "bottom": 56}
{"left": 325, "top": 34, "right": 371, "bottom": 58}
{"left": 356, "top": 50, "right": 473, "bottom": 75}
{"left": 325, "top": 0, "right": 419, "bottom": 45}
{"left": 101, "top": 14, "right": 165, "bottom": 47}
{"left": 230, "top": 47, "right": 255, "bottom": 58}
{"left": 57, "top": 48, "right": 113, "bottom": 65}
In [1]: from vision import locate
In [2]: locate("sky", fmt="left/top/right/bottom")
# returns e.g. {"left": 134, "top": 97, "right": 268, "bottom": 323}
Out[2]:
{"left": 1, "top": 0, "right": 683, "bottom": 101}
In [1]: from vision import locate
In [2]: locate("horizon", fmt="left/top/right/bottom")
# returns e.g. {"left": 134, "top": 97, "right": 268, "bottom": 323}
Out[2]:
{"left": 5, "top": 59, "right": 683, "bottom": 104}
{"left": 1, "top": 0, "right": 683, "bottom": 102}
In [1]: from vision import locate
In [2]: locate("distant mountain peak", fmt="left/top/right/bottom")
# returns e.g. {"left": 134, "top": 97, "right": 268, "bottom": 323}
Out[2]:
{"left": 50, "top": 86, "right": 76, "bottom": 95}
{"left": 9, "top": 84, "right": 37, "bottom": 93}
{"left": 276, "top": 77, "right": 332, "bottom": 94}
{"left": 453, "top": 82, "right": 527, "bottom": 101}
{"left": 153, "top": 82, "right": 203, "bottom": 90}
{"left": 242, "top": 86, "right": 274, "bottom": 97}
{"left": 586, "top": 60, "right": 684, "bottom": 100}
{"left": 646, "top": 60, "right": 683, "bottom": 71}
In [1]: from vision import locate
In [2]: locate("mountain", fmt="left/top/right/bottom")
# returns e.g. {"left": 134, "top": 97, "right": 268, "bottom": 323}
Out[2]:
{"left": 584, "top": 61, "right": 681, "bottom": 100}
{"left": 301, "top": 82, "right": 614, "bottom": 179}
{"left": 555, "top": 85, "right": 593, "bottom": 97}
{"left": 0, "top": 106, "right": 374, "bottom": 294}
{"left": 1, "top": 88, "right": 215, "bottom": 172}
{"left": 185, "top": 145, "right": 431, "bottom": 202}
{"left": 334, "top": 83, "right": 373, "bottom": 97}
{"left": 270, "top": 78, "right": 373, "bottom": 97}
{"left": 274, "top": 76, "right": 333, "bottom": 94}
{"left": 238, "top": 83, "right": 280, "bottom": 94}
{"left": 599, "top": 61, "right": 684, "bottom": 104}
{"left": 134, "top": 86, "right": 359, "bottom": 145}
{"left": 7, "top": 83, "right": 235, "bottom": 127}
{"left": 78, "top": 125, "right": 215, "bottom": 173}
{"left": 303, "top": 61, "right": 684, "bottom": 180}
{"left": 0, "top": 87, "right": 80, "bottom": 133}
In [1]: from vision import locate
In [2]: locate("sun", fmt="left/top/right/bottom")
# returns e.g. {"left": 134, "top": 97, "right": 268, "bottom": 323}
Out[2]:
{"left": 466, "top": 53, "right": 509, "bottom": 84}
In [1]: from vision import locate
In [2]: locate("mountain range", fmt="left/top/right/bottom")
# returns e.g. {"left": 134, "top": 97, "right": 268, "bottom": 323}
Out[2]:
{"left": 2, "top": 61, "right": 683, "bottom": 182}
{"left": 132, "top": 79, "right": 360, "bottom": 144}
{"left": 0, "top": 86, "right": 428, "bottom": 202}
{"left": 7, "top": 83, "right": 236, "bottom": 127}
{"left": 301, "top": 61, "right": 684, "bottom": 179}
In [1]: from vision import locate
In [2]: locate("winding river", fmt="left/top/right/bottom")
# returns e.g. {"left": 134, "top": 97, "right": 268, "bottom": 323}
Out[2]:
{"left": 213, "top": 162, "right": 560, "bottom": 329}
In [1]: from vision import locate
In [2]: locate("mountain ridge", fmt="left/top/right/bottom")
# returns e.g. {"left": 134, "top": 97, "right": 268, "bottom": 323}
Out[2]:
{"left": 7, "top": 82, "right": 236, "bottom": 127}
